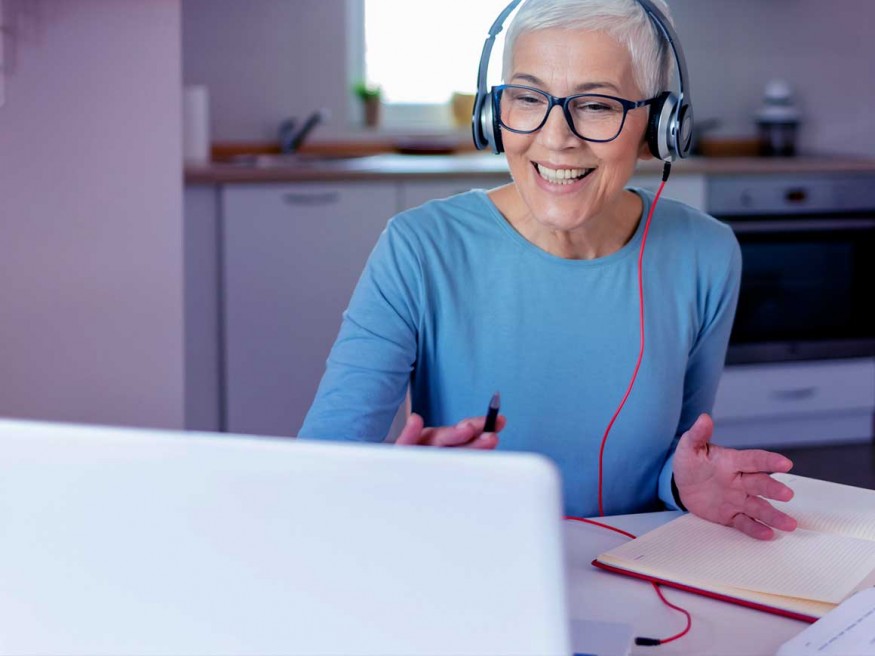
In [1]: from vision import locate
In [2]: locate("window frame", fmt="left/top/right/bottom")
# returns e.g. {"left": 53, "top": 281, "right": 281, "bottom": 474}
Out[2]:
{"left": 350, "top": 0, "right": 486, "bottom": 133}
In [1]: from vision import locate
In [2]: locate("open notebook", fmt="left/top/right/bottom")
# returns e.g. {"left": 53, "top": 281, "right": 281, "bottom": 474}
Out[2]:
{"left": 0, "top": 418, "right": 571, "bottom": 655}
{"left": 594, "top": 473, "right": 875, "bottom": 622}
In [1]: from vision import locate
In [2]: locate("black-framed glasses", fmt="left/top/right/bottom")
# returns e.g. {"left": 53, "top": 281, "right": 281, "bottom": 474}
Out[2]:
{"left": 493, "top": 84, "right": 658, "bottom": 143}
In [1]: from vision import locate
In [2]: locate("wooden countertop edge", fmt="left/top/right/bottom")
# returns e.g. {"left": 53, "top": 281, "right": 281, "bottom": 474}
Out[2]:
{"left": 183, "top": 169, "right": 513, "bottom": 184}
{"left": 185, "top": 156, "right": 875, "bottom": 184}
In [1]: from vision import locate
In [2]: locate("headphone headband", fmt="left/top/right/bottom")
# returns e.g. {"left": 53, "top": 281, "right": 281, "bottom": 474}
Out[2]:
{"left": 472, "top": 0, "right": 693, "bottom": 161}
{"left": 472, "top": 0, "right": 523, "bottom": 153}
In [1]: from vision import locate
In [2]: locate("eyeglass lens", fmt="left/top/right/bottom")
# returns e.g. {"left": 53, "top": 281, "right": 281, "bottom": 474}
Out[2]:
{"left": 498, "top": 86, "right": 627, "bottom": 141}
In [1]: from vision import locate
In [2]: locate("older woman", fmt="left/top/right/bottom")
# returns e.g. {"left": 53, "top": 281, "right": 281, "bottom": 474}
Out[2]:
{"left": 300, "top": 0, "right": 797, "bottom": 540}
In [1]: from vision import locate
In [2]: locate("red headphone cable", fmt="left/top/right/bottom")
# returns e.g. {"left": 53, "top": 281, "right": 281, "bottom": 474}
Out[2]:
{"left": 597, "top": 161, "right": 672, "bottom": 517}
{"left": 584, "top": 162, "right": 693, "bottom": 646}
{"left": 565, "top": 513, "right": 692, "bottom": 646}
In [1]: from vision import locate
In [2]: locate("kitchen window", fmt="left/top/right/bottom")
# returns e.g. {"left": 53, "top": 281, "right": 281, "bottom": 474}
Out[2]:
{"left": 357, "top": 0, "right": 510, "bottom": 130}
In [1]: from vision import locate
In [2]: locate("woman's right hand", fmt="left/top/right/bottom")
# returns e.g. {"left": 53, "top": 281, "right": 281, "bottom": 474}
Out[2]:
{"left": 395, "top": 412, "right": 505, "bottom": 449}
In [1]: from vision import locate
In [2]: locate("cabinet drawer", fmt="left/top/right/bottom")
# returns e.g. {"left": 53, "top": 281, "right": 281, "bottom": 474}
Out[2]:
{"left": 712, "top": 358, "right": 875, "bottom": 421}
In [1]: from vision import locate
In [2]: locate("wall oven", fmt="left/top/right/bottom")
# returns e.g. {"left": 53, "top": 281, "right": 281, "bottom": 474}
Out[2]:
{"left": 707, "top": 173, "right": 875, "bottom": 365}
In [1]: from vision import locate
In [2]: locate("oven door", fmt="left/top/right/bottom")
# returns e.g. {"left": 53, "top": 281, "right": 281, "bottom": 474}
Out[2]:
{"left": 721, "top": 214, "right": 875, "bottom": 364}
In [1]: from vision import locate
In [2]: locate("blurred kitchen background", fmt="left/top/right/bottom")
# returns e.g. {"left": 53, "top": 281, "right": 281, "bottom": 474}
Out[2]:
{"left": 180, "top": 0, "right": 875, "bottom": 156}
{"left": 1, "top": 0, "right": 874, "bottom": 488}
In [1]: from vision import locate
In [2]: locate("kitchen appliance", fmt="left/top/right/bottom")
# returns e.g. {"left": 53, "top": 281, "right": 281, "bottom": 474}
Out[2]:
{"left": 707, "top": 173, "right": 875, "bottom": 365}
{"left": 755, "top": 79, "right": 801, "bottom": 157}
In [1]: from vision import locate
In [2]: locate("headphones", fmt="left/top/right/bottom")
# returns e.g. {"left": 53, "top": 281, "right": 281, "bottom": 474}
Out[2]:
{"left": 471, "top": 0, "right": 693, "bottom": 162}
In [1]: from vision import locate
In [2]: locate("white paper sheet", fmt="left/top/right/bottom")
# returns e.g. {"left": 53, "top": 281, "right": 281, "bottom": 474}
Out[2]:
{"left": 776, "top": 587, "right": 875, "bottom": 655}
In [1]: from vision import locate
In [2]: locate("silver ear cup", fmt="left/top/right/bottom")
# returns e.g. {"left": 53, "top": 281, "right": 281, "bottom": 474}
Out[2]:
{"left": 472, "top": 93, "right": 488, "bottom": 150}
{"left": 655, "top": 92, "right": 680, "bottom": 161}
{"left": 473, "top": 92, "right": 500, "bottom": 153}
{"left": 480, "top": 97, "right": 501, "bottom": 154}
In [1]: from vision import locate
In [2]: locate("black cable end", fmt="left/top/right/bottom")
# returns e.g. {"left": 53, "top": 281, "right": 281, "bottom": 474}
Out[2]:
{"left": 661, "top": 161, "right": 672, "bottom": 182}
{"left": 635, "top": 636, "right": 662, "bottom": 646}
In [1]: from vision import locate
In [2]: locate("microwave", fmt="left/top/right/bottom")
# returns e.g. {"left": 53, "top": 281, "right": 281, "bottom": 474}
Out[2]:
{"left": 707, "top": 173, "right": 875, "bottom": 365}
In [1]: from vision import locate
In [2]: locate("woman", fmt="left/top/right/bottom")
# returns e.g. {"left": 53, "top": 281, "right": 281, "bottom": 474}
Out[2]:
{"left": 300, "top": 0, "right": 797, "bottom": 540}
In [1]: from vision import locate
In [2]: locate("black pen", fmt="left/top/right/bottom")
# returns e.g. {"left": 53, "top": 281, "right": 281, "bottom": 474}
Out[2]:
{"left": 483, "top": 391, "right": 500, "bottom": 433}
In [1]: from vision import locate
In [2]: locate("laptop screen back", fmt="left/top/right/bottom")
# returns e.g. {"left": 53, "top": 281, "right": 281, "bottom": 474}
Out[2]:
{"left": 0, "top": 419, "right": 570, "bottom": 655}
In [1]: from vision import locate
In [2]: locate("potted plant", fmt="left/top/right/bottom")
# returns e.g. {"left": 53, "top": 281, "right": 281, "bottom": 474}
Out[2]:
{"left": 353, "top": 81, "right": 382, "bottom": 128}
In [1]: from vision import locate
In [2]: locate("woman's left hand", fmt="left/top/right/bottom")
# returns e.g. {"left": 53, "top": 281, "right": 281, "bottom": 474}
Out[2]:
{"left": 673, "top": 413, "right": 798, "bottom": 540}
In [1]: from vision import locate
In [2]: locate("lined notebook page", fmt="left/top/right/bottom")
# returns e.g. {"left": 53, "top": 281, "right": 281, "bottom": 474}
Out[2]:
{"left": 598, "top": 514, "right": 875, "bottom": 604}
{"left": 773, "top": 473, "right": 875, "bottom": 541}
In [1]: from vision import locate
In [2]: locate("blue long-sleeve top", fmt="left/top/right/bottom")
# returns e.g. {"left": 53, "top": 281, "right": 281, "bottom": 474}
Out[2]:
{"left": 299, "top": 187, "right": 741, "bottom": 518}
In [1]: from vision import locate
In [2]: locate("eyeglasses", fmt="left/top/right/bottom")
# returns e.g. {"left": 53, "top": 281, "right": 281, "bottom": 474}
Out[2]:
{"left": 493, "top": 84, "right": 658, "bottom": 143}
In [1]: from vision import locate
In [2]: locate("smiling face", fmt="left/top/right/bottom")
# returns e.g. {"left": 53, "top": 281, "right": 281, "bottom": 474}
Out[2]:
{"left": 494, "top": 27, "right": 653, "bottom": 258}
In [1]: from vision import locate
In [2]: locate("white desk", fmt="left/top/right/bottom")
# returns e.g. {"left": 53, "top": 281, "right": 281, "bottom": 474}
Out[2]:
{"left": 566, "top": 512, "right": 809, "bottom": 656}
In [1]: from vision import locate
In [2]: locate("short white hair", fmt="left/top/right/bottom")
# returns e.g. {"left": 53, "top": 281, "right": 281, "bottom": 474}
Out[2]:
{"left": 502, "top": 0, "right": 675, "bottom": 99}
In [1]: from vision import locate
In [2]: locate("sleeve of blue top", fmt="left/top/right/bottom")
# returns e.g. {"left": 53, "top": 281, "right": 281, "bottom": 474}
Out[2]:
{"left": 658, "top": 236, "right": 742, "bottom": 510}
{"left": 298, "top": 218, "right": 419, "bottom": 442}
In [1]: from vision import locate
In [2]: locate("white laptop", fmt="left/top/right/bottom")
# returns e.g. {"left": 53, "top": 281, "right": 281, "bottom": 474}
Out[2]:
{"left": 0, "top": 418, "right": 571, "bottom": 655}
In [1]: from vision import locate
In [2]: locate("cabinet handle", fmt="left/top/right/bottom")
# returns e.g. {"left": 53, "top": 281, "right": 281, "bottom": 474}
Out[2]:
{"left": 282, "top": 191, "right": 341, "bottom": 206}
{"left": 769, "top": 387, "right": 817, "bottom": 401}
{"left": 727, "top": 218, "right": 875, "bottom": 233}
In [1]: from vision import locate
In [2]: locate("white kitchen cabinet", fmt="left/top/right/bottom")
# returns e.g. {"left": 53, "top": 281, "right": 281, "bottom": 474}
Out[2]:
{"left": 221, "top": 182, "right": 400, "bottom": 437}
{"left": 712, "top": 358, "right": 875, "bottom": 449}
{"left": 398, "top": 177, "right": 512, "bottom": 212}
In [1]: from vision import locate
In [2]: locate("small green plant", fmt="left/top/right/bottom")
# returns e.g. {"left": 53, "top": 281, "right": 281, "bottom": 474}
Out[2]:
{"left": 353, "top": 81, "right": 382, "bottom": 101}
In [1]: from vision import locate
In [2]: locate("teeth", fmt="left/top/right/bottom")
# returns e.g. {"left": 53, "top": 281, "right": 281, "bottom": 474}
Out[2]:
{"left": 535, "top": 163, "right": 593, "bottom": 184}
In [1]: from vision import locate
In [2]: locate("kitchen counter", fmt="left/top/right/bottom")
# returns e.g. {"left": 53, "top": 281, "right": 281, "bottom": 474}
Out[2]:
{"left": 185, "top": 153, "right": 875, "bottom": 184}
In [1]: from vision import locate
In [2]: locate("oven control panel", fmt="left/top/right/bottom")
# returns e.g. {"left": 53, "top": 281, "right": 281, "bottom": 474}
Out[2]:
{"left": 706, "top": 174, "right": 875, "bottom": 215}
